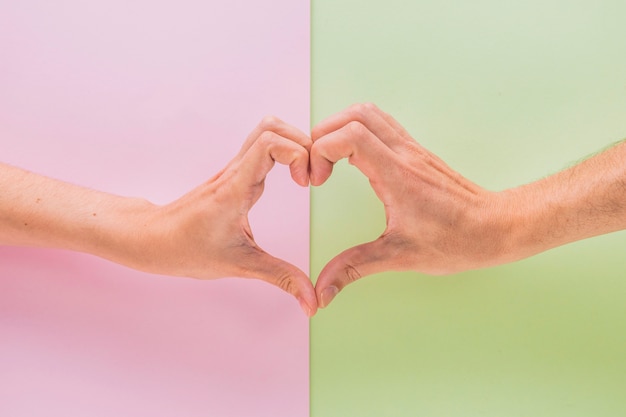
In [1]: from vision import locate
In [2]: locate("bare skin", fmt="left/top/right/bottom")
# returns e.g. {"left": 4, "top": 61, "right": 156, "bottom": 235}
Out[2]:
{"left": 4, "top": 105, "right": 626, "bottom": 316}
{"left": 310, "top": 103, "right": 626, "bottom": 308}
{"left": 0, "top": 117, "right": 318, "bottom": 317}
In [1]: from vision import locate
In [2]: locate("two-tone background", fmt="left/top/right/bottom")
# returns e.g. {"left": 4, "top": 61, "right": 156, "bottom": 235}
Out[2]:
{"left": 2, "top": 1, "right": 625, "bottom": 416}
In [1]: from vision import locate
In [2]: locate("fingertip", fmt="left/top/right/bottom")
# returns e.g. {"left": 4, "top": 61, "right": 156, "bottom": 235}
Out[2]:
{"left": 314, "top": 268, "right": 342, "bottom": 309}
{"left": 283, "top": 280, "right": 318, "bottom": 317}
{"left": 284, "top": 268, "right": 318, "bottom": 317}
{"left": 313, "top": 169, "right": 332, "bottom": 187}
{"left": 289, "top": 164, "right": 310, "bottom": 187}
{"left": 296, "top": 282, "right": 318, "bottom": 317}
{"left": 299, "top": 165, "right": 310, "bottom": 187}
{"left": 309, "top": 155, "right": 333, "bottom": 186}
{"left": 309, "top": 171, "right": 322, "bottom": 187}
{"left": 297, "top": 297, "right": 315, "bottom": 317}
{"left": 318, "top": 285, "right": 339, "bottom": 309}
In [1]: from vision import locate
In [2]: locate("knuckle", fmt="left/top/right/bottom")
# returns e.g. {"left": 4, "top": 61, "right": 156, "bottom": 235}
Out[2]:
{"left": 347, "top": 103, "right": 367, "bottom": 121}
{"left": 362, "top": 101, "right": 378, "bottom": 112}
{"left": 275, "top": 270, "right": 295, "bottom": 294}
{"left": 347, "top": 102, "right": 376, "bottom": 120}
{"left": 257, "top": 131, "right": 278, "bottom": 147}
{"left": 344, "top": 264, "right": 362, "bottom": 283}
{"left": 260, "top": 115, "right": 281, "bottom": 130}
{"left": 345, "top": 120, "right": 367, "bottom": 137}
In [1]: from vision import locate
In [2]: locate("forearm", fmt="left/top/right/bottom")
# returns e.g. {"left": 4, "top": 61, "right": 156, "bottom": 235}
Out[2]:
{"left": 0, "top": 163, "right": 156, "bottom": 266}
{"left": 502, "top": 140, "right": 626, "bottom": 260}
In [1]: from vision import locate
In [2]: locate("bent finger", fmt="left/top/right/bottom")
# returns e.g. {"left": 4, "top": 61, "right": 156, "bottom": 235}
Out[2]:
{"left": 239, "top": 116, "right": 312, "bottom": 157}
{"left": 311, "top": 103, "right": 409, "bottom": 152}
{"left": 310, "top": 120, "right": 398, "bottom": 186}
{"left": 239, "top": 131, "right": 310, "bottom": 187}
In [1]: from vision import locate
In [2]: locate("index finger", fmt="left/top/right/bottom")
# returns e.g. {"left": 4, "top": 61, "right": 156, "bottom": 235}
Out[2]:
{"left": 310, "top": 120, "right": 398, "bottom": 187}
{"left": 239, "top": 116, "right": 312, "bottom": 157}
{"left": 311, "top": 103, "right": 410, "bottom": 152}
{"left": 238, "top": 131, "right": 311, "bottom": 188}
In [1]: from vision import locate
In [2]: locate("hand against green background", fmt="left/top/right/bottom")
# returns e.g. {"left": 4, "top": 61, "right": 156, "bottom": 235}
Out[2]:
{"left": 310, "top": 103, "right": 626, "bottom": 309}
{"left": 310, "top": 103, "right": 511, "bottom": 308}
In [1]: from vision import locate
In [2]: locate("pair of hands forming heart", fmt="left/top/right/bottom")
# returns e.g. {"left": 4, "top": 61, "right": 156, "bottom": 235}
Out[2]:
{"left": 4, "top": 103, "right": 624, "bottom": 317}
{"left": 142, "top": 103, "right": 511, "bottom": 317}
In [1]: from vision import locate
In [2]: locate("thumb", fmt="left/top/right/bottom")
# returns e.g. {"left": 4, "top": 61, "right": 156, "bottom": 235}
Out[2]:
{"left": 315, "top": 238, "right": 394, "bottom": 308}
{"left": 243, "top": 248, "right": 317, "bottom": 317}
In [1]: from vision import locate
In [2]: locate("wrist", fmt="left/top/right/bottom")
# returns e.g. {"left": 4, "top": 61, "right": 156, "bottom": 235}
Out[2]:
{"left": 491, "top": 184, "right": 558, "bottom": 265}
{"left": 462, "top": 190, "right": 522, "bottom": 269}
{"left": 88, "top": 196, "right": 162, "bottom": 273}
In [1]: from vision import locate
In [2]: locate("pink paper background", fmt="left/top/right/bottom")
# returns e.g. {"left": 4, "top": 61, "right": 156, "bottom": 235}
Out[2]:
{"left": 0, "top": 1, "right": 310, "bottom": 416}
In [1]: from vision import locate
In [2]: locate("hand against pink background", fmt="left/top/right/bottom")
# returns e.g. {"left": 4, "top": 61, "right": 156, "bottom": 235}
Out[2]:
{"left": 1, "top": 117, "right": 318, "bottom": 316}
{"left": 142, "top": 117, "right": 317, "bottom": 316}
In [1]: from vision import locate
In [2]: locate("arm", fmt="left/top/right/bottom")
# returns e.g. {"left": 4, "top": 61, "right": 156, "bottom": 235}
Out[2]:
{"left": 504, "top": 142, "right": 626, "bottom": 261}
{"left": 310, "top": 103, "right": 626, "bottom": 308}
{"left": 1, "top": 117, "right": 317, "bottom": 316}
{"left": 0, "top": 162, "right": 156, "bottom": 263}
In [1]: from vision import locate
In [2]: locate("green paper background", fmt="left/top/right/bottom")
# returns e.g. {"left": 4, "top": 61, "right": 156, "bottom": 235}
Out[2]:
{"left": 310, "top": 1, "right": 626, "bottom": 416}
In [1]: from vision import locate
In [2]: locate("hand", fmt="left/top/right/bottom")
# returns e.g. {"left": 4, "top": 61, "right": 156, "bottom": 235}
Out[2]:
{"left": 310, "top": 103, "right": 512, "bottom": 308}
{"left": 137, "top": 117, "right": 317, "bottom": 316}
{"left": 0, "top": 117, "right": 317, "bottom": 316}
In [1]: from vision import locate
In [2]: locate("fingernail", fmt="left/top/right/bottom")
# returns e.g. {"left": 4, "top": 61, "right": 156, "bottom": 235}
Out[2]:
{"left": 320, "top": 286, "right": 339, "bottom": 308}
{"left": 297, "top": 297, "right": 312, "bottom": 317}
